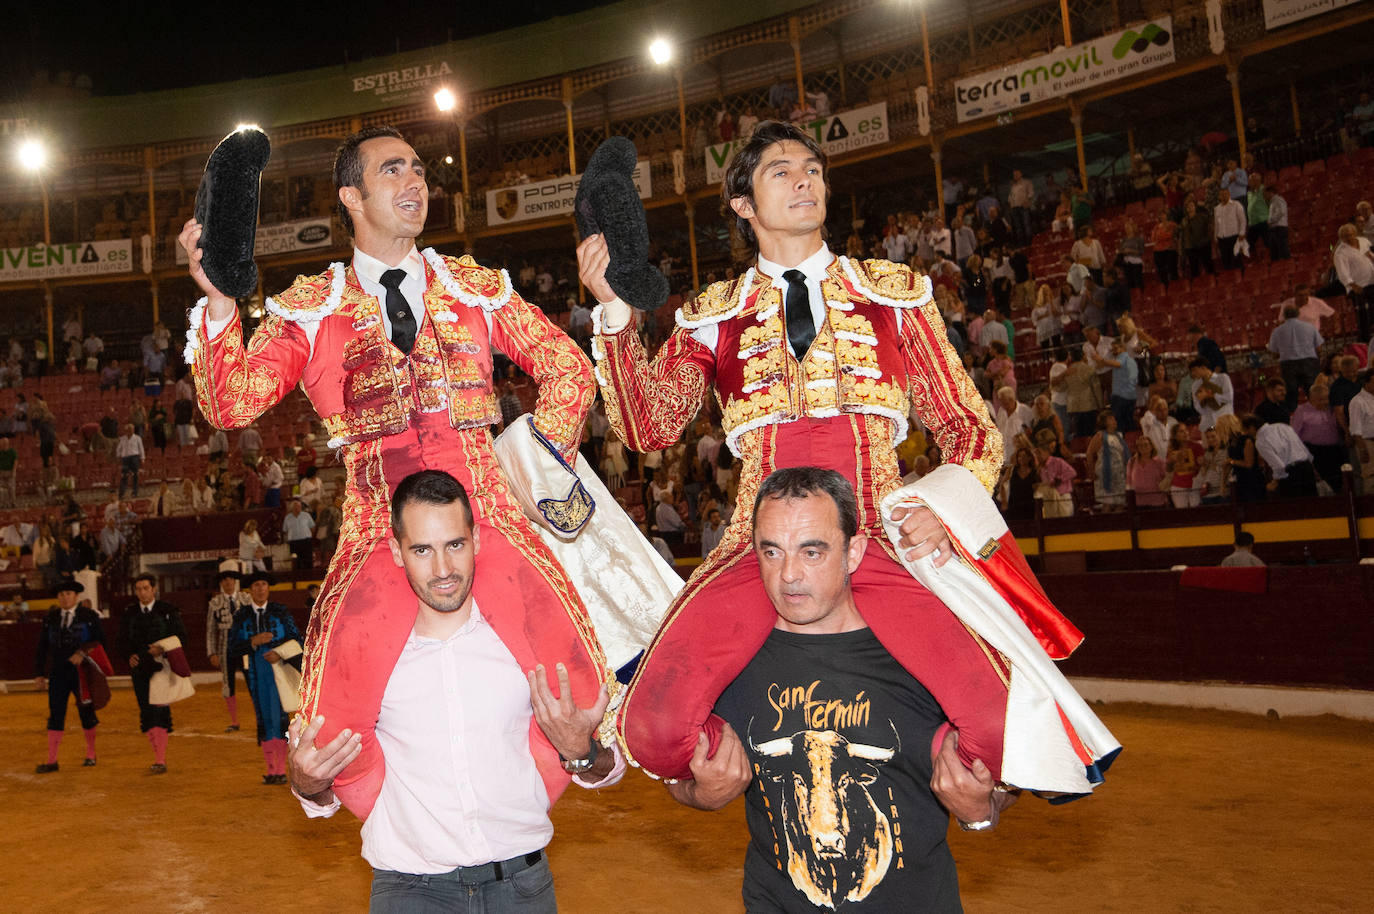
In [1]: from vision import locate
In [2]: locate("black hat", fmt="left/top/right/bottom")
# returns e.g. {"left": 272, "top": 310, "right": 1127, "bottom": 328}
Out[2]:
{"left": 243, "top": 570, "right": 275, "bottom": 587}
{"left": 54, "top": 578, "right": 84, "bottom": 596}
{"left": 573, "top": 137, "right": 668, "bottom": 312}
{"left": 216, "top": 570, "right": 242, "bottom": 584}
{"left": 194, "top": 125, "right": 272, "bottom": 298}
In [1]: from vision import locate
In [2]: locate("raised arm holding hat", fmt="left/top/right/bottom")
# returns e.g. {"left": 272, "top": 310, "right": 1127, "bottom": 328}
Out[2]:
{"left": 180, "top": 125, "right": 610, "bottom": 818}
{"left": 579, "top": 121, "right": 1117, "bottom": 797}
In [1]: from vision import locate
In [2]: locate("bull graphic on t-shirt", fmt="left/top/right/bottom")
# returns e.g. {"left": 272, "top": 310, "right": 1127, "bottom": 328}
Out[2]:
{"left": 752, "top": 728, "right": 898, "bottom": 909}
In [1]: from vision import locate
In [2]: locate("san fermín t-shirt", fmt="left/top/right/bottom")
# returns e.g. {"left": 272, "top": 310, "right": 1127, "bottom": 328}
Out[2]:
{"left": 716, "top": 626, "right": 960, "bottom": 913}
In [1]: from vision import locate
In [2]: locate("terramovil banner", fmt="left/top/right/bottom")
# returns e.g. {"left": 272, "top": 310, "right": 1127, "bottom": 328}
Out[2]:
{"left": 0, "top": 239, "right": 132, "bottom": 282}
{"left": 704, "top": 103, "right": 889, "bottom": 183}
{"left": 955, "top": 18, "right": 1176, "bottom": 123}
{"left": 175, "top": 217, "right": 332, "bottom": 265}
{"left": 1263, "top": 0, "right": 1365, "bottom": 29}
{"left": 485, "top": 161, "right": 651, "bottom": 226}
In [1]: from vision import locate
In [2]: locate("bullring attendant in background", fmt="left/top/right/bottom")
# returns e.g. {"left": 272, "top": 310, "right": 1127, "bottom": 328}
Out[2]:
{"left": 33, "top": 578, "right": 109, "bottom": 772}
{"left": 180, "top": 126, "right": 610, "bottom": 818}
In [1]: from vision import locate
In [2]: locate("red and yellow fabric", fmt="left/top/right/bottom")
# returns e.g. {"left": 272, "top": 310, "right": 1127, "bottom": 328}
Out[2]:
{"left": 595, "top": 256, "right": 1044, "bottom": 783}
{"left": 188, "top": 250, "right": 608, "bottom": 819}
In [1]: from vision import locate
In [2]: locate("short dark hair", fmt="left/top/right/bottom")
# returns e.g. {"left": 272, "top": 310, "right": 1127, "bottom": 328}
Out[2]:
{"left": 1096, "top": 409, "right": 1115, "bottom": 430}
{"left": 752, "top": 466, "right": 858, "bottom": 541}
{"left": 1188, "top": 357, "right": 1211, "bottom": 371}
{"left": 333, "top": 125, "right": 405, "bottom": 235}
{"left": 1266, "top": 377, "right": 1287, "bottom": 390}
{"left": 390, "top": 469, "right": 474, "bottom": 538}
{"left": 1187, "top": 324, "right": 1204, "bottom": 335}
{"left": 133, "top": 573, "right": 157, "bottom": 589}
{"left": 1235, "top": 531, "right": 1256, "bottom": 548}
{"left": 721, "top": 120, "right": 828, "bottom": 254}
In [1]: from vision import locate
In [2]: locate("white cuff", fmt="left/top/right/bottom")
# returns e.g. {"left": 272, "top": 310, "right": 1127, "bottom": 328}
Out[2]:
{"left": 573, "top": 740, "right": 627, "bottom": 789}
{"left": 598, "top": 297, "right": 633, "bottom": 335}
{"left": 291, "top": 784, "right": 341, "bottom": 818}
{"left": 205, "top": 314, "right": 234, "bottom": 339}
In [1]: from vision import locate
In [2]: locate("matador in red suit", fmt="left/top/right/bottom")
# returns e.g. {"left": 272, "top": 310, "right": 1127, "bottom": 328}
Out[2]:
{"left": 181, "top": 127, "right": 609, "bottom": 819}
{"left": 579, "top": 121, "right": 1090, "bottom": 789}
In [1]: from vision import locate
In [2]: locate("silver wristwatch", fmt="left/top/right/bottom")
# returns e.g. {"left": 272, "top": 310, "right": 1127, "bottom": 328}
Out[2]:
{"left": 559, "top": 738, "right": 599, "bottom": 774}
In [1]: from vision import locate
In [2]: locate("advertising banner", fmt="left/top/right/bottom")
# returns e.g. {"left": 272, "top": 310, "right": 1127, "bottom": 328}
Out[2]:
{"left": 350, "top": 58, "right": 455, "bottom": 102}
{"left": 1262, "top": 0, "right": 1364, "bottom": 29}
{"left": 954, "top": 18, "right": 1176, "bottom": 123}
{"left": 704, "top": 102, "right": 889, "bottom": 183}
{"left": 175, "top": 217, "right": 332, "bottom": 265}
{"left": 485, "top": 161, "right": 651, "bottom": 227}
{"left": 0, "top": 239, "right": 133, "bottom": 282}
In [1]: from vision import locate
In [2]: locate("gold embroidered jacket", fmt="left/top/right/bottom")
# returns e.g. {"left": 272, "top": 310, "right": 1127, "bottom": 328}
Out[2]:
{"left": 188, "top": 251, "right": 592, "bottom": 462}
{"left": 593, "top": 255, "right": 1001, "bottom": 493}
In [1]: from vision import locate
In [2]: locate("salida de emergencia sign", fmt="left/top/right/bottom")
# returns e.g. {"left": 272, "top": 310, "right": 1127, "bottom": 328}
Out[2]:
{"left": 704, "top": 103, "right": 889, "bottom": 184}
{"left": 954, "top": 18, "right": 1176, "bottom": 123}
{"left": 0, "top": 239, "right": 132, "bottom": 283}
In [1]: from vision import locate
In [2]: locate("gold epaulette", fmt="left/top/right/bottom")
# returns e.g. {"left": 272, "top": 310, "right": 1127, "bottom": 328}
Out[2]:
{"left": 676, "top": 269, "right": 769, "bottom": 328}
{"left": 271, "top": 270, "right": 337, "bottom": 316}
{"left": 433, "top": 252, "right": 514, "bottom": 310}
{"left": 838, "top": 256, "right": 934, "bottom": 309}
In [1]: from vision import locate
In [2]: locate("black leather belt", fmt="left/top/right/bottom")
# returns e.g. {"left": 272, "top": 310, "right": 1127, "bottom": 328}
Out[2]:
{"left": 457, "top": 849, "right": 543, "bottom": 884}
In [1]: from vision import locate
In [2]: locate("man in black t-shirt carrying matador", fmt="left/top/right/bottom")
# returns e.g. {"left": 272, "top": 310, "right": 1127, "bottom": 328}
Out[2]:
{"left": 666, "top": 466, "right": 1016, "bottom": 912}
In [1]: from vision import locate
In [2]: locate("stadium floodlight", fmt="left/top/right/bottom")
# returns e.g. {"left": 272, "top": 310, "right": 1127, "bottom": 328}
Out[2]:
{"left": 435, "top": 87, "right": 457, "bottom": 113}
{"left": 17, "top": 139, "right": 47, "bottom": 172}
{"left": 648, "top": 38, "right": 673, "bottom": 66}
{"left": 444, "top": 155, "right": 454, "bottom": 165}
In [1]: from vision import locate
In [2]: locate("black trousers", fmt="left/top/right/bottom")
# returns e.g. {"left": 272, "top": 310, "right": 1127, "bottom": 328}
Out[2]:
{"left": 130, "top": 672, "right": 173, "bottom": 732}
{"left": 47, "top": 665, "right": 98, "bottom": 731}
{"left": 1153, "top": 250, "right": 1179, "bottom": 287}
{"left": 1308, "top": 443, "right": 1345, "bottom": 492}
{"left": 1186, "top": 246, "right": 1214, "bottom": 277}
{"left": 1277, "top": 461, "right": 1318, "bottom": 498}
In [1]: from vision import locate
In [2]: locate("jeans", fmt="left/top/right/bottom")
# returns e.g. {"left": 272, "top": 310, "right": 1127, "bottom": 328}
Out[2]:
{"left": 370, "top": 855, "right": 556, "bottom": 914}
{"left": 119, "top": 454, "right": 141, "bottom": 497}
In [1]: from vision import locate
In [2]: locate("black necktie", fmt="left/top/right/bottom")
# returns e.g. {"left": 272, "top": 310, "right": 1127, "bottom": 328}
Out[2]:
{"left": 782, "top": 269, "right": 816, "bottom": 361}
{"left": 379, "top": 268, "right": 417, "bottom": 354}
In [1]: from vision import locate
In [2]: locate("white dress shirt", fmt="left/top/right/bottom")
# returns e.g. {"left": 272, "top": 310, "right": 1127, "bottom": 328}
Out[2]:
{"left": 351, "top": 245, "right": 429, "bottom": 343}
{"left": 1349, "top": 388, "right": 1374, "bottom": 438}
{"left": 298, "top": 603, "right": 622, "bottom": 874}
{"left": 115, "top": 434, "right": 145, "bottom": 460}
{"left": 1192, "top": 372, "right": 1235, "bottom": 430}
{"left": 1334, "top": 238, "right": 1374, "bottom": 290}
{"left": 1214, "top": 199, "right": 1246, "bottom": 239}
{"left": 688, "top": 244, "right": 841, "bottom": 353}
{"left": 1255, "top": 423, "right": 1312, "bottom": 479}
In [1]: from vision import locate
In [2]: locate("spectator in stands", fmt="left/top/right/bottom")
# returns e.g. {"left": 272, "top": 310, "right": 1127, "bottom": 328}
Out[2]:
{"left": 0, "top": 436, "right": 15, "bottom": 507}
{"left": 985, "top": 340, "right": 1016, "bottom": 396}
{"left": 1214, "top": 191, "right": 1246, "bottom": 271}
{"left": 99, "top": 360, "right": 122, "bottom": 391}
{"left": 992, "top": 386, "right": 1033, "bottom": 463}
{"left": 62, "top": 315, "right": 82, "bottom": 349}
{"left": 1254, "top": 377, "right": 1292, "bottom": 427}
{"left": 927, "top": 215, "right": 952, "bottom": 259}
{"left": 292, "top": 434, "right": 317, "bottom": 479}
{"left": 1245, "top": 172, "right": 1268, "bottom": 258}
{"left": 882, "top": 217, "right": 913, "bottom": 264}
{"left": 1197, "top": 426, "right": 1229, "bottom": 504}
{"left": 1086, "top": 410, "right": 1127, "bottom": 512}
{"left": 1264, "top": 302, "right": 1319, "bottom": 409}
{"left": 1190, "top": 357, "right": 1235, "bottom": 432}
{"left": 953, "top": 214, "right": 978, "bottom": 269}
{"left": 148, "top": 399, "right": 168, "bottom": 452}
{"left": 1126, "top": 436, "right": 1168, "bottom": 509}
{"left": 1064, "top": 348, "right": 1101, "bottom": 438}
{"left": 963, "top": 254, "right": 988, "bottom": 314}
{"left": 652, "top": 489, "right": 685, "bottom": 539}
{"left": 568, "top": 297, "right": 593, "bottom": 343}
{"left": 1221, "top": 414, "right": 1265, "bottom": 503}
{"left": 206, "top": 426, "right": 228, "bottom": 461}
{"left": 1220, "top": 159, "right": 1247, "bottom": 202}
{"left": 1114, "top": 219, "right": 1145, "bottom": 290}
{"left": 1028, "top": 394, "right": 1067, "bottom": 457}
{"left": 498, "top": 381, "right": 523, "bottom": 429}
{"left": 115, "top": 423, "right": 145, "bottom": 498}
{"left": 1329, "top": 354, "right": 1362, "bottom": 435}
{"left": 238, "top": 422, "right": 262, "bottom": 464}
{"left": 977, "top": 303, "right": 1009, "bottom": 355}
{"left": 1255, "top": 411, "right": 1317, "bottom": 498}
{"left": 1220, "top": 531, "right": 1265, "bottom": 567}
{"left": 81, "top": 333, "right": 104, "bottom": 369}
{"left": 1007, "top": 169, "right": 1035, "bottom": 246}
{"left": 737, "top": 105, "right": 759, "bottom": 138}
{"left": 239, "top": 519, "right": 267, "bottom": 573}
{"left": 1293, "top": 383, "right": 1344, "bottom": 492}
{"left": 1180, "top": 199, "right": 1214, "bottom": 278}
{"left": 298, "top": 466, "right": 324, "bottom": 513}
{"left": 1333, "top": 222, "right": 1374, "bottom": 341}
{"left": 1032, "top": 284, "right": 1063, "bottom": 353}
{"left": 1128, "top": 153, "right": 1154, "bottom": 201}
{"left": 1069, "top": 186, "right": 1093, "bottom": 228}
{"left": 1348, "top": 370, "right": 1374, "bottom": 491}
{"left": 1187, "top": 325, "right": 1227, "bottom": 373}
{"left": 282, "top": 499, "right": 315, "bottom": 570}
{"left": 1140, "top": 395, "right": 1178, "bottom": 462}
{"left": 1164, "top": 423, "right": 1204, "bottom": 508}
{"left": 172, "top": 395, "right": 196, "bottom": 448}
{"left": 149, "top": 481, "right": 176, "bottom": 518}
{"left": 128, "top": 400, "right": 147, "bottom": 440}
{"left": 1100, "top": 339, "right": 1139, "bottom": 432}
{"left": 1070, "top": 225, "right": 1107, "bottom": 286}
{"left": 316, "top": 493, "right": 343, "bottom": 565}
{"left": 259, "top": 453, "right": 283, "bottom": 509}
{"left": 1264, "top": 185, "right": 1289, "bottom": 261}
{"left": 1150, "top": 213, "right": 1180, "bottom": 288}
{"left": 71, "top": 523, "right": 98, "bottom": 571}
{"left": 1147, "top": 362, "right": 1178, "bottom": 406}
{"left": 986, "top": 246, "right": 1015, "bottom": 312}
{"left": 1000, "top": 444, "right": 1038, "bottom": 520}
{"left": 700, "top": 506, "right": 725, "bottom": 559}
{"left": 98, "top": 520, "right": 124, "bottom": 559}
